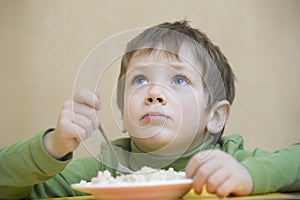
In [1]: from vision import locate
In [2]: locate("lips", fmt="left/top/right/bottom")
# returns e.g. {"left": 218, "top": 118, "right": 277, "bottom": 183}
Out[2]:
{"left": 141, "top": 112, "right": 171, "bottom": 123}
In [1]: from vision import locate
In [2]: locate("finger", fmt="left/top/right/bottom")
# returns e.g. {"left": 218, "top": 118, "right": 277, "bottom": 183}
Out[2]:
{"left": 72, "top": 113, "right": 95, "bottom": 139}
{"left": 193, "top": 158, "right": 222, "bottom": 194}
{"left": 73, "top": 89, "right": 101, "bottom": 110}
{"left": 186, "top": 150, "right": 215, "bottom": 178}
{"left": 72, "top": 102, "right": 99, "bottom": 129}
{"left": 57, "top": 116, "right": 86, "bottom": 142}
{"left": 59, "top": 102, "right": 96, "bottom": 139}
{"left": 215, "top": 178, "right": 234, "bottom": 198}
{"left": 206, "top": 168, "right": 229, "bottom": 194}
{"left": 73, "top": 124, "right": 90, "bottom": 142}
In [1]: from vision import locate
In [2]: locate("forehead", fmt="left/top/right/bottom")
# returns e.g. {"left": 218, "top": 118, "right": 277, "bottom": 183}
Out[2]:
{"left": 127, "top": 47, "right": 202, "bottom": 75}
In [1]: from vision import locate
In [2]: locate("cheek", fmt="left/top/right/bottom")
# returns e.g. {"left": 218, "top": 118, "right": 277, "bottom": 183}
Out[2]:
{"left": 123, "top": 104, "right": 136, "bottom": 131}
{"left": 123, "top": 91, "right": 143, "bottom": 126}
{"left": 176, "top": 91, "right": 198, "bottom": 113}
{"left": 177, "top": 92, "right": 208, "bottom": 127}
{"left": 181, "top": 100, "right": 200, "bottom": 126}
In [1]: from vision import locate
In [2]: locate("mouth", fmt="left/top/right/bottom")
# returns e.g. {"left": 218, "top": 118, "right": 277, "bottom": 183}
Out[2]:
{"left": 141, "top": 112, "right": 171, "bottom": 123}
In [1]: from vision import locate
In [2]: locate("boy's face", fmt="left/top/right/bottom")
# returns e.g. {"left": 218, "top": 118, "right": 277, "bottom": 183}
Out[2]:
{"left": 122, "top": 49, "right": 211, "bottom": 156}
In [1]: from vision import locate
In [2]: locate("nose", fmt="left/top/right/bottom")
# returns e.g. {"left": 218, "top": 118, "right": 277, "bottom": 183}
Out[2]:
{"left": 144, "top": 87, "right": 166, "bottom": 106}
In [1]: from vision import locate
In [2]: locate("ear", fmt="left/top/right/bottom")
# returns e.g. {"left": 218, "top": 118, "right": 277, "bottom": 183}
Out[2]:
{"left": 206, "top": 100, "right": 230, "bottom": 134}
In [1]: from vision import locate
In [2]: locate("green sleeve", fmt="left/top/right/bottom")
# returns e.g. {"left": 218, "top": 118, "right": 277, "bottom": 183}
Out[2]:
{"left": 0, "top": 129, "right": 101, "bottom": 199}
{"left": 30, "top": 156, "right": 101, "bottom": 199}
{"left": 241, "top": 143, "right": 300, "bottom": 194}
{"left": 219, "top": 134, "right": 300, "bottom": 194}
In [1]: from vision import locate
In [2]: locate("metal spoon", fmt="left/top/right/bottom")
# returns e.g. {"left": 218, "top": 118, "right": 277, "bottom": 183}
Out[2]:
{"left": 98, "top": 122, "right": 134, "bottom": 175}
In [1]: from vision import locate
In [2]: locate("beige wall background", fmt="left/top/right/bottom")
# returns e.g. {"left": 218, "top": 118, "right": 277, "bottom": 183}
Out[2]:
{"left": 1, "top": 0, "right": 299, "bottom": 159}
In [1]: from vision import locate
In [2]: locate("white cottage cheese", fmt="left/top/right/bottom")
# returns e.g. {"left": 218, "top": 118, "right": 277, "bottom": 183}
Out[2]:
{"left": 79, "top": 166, "right": 186, "bottom": 185}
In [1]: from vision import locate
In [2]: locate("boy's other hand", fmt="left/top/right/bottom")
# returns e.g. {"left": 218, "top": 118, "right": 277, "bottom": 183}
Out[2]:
{"left": 186, "top": 150, "right": 253, "bottom": 197}
{"left": 43, "top": 89, "right": 101, "bottom": 159}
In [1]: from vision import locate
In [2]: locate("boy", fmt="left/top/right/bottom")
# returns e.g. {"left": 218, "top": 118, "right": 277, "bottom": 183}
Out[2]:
{"left": 0, "top": 20, "right": 299, "bottom": 199}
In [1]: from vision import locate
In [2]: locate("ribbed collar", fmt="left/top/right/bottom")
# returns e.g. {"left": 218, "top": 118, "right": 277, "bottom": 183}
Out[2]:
{"left": 128, "top": 139, "right": 205, "bottom": 171}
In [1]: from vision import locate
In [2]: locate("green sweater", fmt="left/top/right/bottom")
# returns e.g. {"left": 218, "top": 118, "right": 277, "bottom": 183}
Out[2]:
{"left": 0, "top": 129, "right": 299, "bottom": 199}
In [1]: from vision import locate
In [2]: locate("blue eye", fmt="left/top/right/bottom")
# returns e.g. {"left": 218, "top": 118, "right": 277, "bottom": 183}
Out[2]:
{"left": 172, "top": 76, "right": 189, "bottom": 85}
{"left": 133, "top": 75, "right": 148, "bottom": 85}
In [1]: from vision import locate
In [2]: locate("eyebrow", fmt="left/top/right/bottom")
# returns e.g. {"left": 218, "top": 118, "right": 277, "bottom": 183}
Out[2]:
{"left": 169, "top": 63, "right": 185, "bottom": 70}
{"left": 169, "top": 62, "right": 200, "bottom": 75}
